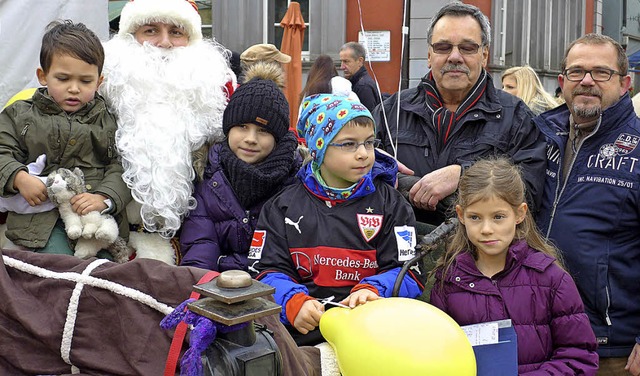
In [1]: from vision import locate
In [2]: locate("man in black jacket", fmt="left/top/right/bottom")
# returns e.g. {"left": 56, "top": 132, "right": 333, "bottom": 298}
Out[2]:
{"left": 373, "top": 2, "right": 546, "bottom": 227}
{"left": 339, "top": 41, "right": 381, "bottom": 112}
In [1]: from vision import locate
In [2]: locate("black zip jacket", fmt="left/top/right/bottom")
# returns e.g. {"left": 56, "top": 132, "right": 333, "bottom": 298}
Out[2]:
{"left": 373, "top": 73, "right": 546, "bottom": 224}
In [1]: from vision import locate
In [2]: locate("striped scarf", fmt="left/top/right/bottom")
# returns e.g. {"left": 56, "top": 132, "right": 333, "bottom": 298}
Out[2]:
{"left": 423, "top": 70, "right": 488, "bottom": 147}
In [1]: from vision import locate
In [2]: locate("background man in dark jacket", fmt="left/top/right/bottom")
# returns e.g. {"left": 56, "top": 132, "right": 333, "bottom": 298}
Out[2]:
{"left": 339, "top": 41, "right": 381, "bottom": 112}
{"left": 535, "top": 33, "right": 640, "bottom": 375}
{"left": 373, "top": 2, "right": 546, "bottom": 228}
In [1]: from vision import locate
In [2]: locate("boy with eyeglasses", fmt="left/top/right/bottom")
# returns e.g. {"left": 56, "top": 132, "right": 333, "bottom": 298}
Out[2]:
{"left": 248, "top": 94, "right": 423, "bottom": 346}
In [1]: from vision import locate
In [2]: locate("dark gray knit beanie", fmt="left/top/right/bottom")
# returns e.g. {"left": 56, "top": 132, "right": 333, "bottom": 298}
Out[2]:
{"left": 222, "top": 79, "right": 290, "bottom": 140}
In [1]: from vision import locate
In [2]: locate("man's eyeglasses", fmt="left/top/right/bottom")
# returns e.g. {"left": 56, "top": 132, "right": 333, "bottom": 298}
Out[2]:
{"left": 430, "top": 42, "right": 482, "bottom": 55}
{"left": 563, "top": 68, "right": 624, "bottom": 82}
{"left": 328, "top": 139, "right": 380, "bottom": 152}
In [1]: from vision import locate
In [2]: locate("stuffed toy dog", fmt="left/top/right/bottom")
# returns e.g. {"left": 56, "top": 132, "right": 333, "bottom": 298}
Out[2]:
{"left": 46, "top": 168, "right": 130, "bottom": 263}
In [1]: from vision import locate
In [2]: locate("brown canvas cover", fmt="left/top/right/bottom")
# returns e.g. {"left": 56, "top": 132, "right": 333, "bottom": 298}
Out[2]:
{"left": 0, "top": 248, "right": 320, "bottom": 375}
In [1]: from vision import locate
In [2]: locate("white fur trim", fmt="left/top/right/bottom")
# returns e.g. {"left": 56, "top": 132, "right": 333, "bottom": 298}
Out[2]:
{"left": 118, "top": 0, "right": 203, "bottom": 45}
{"left": 129, "top": 232, "right": 176, "bottom": 265}
{"left": 315, "top": 342, "right": 341, "bottom": 376}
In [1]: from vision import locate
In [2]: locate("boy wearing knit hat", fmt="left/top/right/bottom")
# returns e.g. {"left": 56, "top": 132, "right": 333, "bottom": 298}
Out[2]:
{"left": 180, "top": 69, "right": 301, "bottom": 272}
{"left": 248, "top": 94, "right": 423, "bottom": 346}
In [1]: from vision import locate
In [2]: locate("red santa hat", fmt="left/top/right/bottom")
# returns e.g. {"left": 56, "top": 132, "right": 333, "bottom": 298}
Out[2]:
{"left": 118, "top": 0, "right": 203, "bottom": 45}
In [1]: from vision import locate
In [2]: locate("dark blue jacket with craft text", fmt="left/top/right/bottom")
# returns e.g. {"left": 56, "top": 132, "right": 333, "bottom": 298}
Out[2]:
{"left": 535, "top": 93, "right": 640, "bottom": 357}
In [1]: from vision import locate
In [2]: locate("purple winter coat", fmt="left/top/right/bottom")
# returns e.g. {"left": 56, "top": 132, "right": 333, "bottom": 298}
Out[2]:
{"left": 430, "top": 240, "right": 598, "bottom": 375}
{"left": 179, "top": 143, "right": 300, "bottom": 271}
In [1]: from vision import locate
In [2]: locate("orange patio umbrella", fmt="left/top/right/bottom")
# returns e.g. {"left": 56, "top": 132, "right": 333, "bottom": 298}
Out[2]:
{"left": 280, "top": 2, "right": 306, "bottom": 136}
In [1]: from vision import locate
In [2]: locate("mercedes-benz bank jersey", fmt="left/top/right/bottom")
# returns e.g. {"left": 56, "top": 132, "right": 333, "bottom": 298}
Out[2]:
{"left": 248, "top": 178, "right": 423, "bottom": 317}
{"left": 534, "top": 93, "right": 640, "bottom": 357}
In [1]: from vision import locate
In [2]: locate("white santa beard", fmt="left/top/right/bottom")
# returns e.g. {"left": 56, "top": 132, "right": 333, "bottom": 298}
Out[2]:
{"left": 100, "top": 35, "right": 234, "bottom": 237}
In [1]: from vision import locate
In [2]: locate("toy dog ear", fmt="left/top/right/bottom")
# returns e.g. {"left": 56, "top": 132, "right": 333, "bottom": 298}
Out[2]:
{"left": 73, "top": 167, "right": 84, "bottom": 180}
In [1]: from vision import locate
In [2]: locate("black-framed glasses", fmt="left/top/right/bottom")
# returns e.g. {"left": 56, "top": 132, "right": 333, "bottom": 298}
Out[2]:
{"left": 328, "top": 139, "right": 380, "bottom": 152}
{"left": 563, "top": 68, "right": 624, "bottom": 82}
{"left": 431, "top": 42, "right": 482, "bottom": 55}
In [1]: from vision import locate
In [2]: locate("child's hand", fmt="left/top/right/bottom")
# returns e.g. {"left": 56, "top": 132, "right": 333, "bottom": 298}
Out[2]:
{"left": 293, "top": 299, "right": 325, "bottom": 334}
{"left": 340, "top": 289, "right": 380, "bottom": 309}
{"left": 14, "top": 171, "right": 48, "bottom": 206}
{"left": 71, "top": 193, "right": 108, "bottom": 215}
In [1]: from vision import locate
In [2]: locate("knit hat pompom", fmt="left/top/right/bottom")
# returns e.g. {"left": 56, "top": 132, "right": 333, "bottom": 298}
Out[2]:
{"left": 297, "top": 94, "right": 374, "bottom": 166}
{"left": 118, "top": 0, "right": 203, "bottom": 45}
{"left": 222, "top": 79, "right": 290, "bottom": 141}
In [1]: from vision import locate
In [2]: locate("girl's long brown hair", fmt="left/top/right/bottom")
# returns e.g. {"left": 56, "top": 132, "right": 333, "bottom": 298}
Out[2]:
{"left": 432, "top": 157, "right": 562, "bottom": 285}
{"left": 299, "top": 55, "right": 338, "bottom": 102}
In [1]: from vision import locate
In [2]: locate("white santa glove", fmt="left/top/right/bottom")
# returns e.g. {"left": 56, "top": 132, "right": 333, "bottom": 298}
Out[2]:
{"left": 0, "top": 154, "right": 56, "bottom": 214}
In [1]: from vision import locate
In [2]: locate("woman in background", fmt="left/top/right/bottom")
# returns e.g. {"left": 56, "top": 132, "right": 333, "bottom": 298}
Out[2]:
{"left": 502, "top": 65, "right": 559, "bottom": 115}
{"left": 299, "top": 55, "right": 358, "bottom": 113}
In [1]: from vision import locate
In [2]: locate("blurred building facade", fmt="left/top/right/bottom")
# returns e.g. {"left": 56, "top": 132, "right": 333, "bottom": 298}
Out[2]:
{"left": 108, "top": 0, "right": 640, "bottom": 95}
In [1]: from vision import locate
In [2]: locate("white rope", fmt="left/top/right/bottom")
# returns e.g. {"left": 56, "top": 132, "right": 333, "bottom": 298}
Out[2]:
{"left": 3, "top": 255, "right": 175, "bottom": 314}
{"left": 393, "top": 0, "right": 410, "bottom": 159}
{"left": 3, "top": 255, "right": 177, "bottom": 372}
{"left": 60, "top": 258, "right": 109, "bottom": 372}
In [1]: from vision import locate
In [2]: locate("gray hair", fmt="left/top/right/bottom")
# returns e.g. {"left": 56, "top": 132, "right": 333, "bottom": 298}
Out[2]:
{"left": 426, "top": 2, "right": 492, "bottom": 47}
{"left": 340, "top": 41, "right": 366, "bottom": 60}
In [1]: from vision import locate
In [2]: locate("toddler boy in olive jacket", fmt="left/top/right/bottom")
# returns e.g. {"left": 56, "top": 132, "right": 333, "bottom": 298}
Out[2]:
{"left": 0, "top": 21, "right": 130, "bottom": 254}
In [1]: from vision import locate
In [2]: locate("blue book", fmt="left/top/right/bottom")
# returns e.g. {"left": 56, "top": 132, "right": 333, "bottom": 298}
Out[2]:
{"left": 462, "top": 319, "right": 518, "bottom": 376}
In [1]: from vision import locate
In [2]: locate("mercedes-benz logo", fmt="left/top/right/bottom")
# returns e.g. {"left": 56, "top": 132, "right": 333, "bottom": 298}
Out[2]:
{"left": 291, "top": 251, "right": 313, "bottom": 279}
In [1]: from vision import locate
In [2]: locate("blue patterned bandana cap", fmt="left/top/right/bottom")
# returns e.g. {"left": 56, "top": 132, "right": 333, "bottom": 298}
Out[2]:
{"left": 297, "top": 94, "right": 374, "bottom": 167}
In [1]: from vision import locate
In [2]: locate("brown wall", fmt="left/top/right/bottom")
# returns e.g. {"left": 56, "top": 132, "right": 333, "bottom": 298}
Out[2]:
{"left": 345, "top": 0, "right": 404, "bottom": 95}
{"left": 344, "top": 0, "right": 595, "bottom": 93}
{"left": 585, "top": 0, "right": 594, "bottom": 33}
{"left": 465, "top": 0, "right": 492, "bottom": 21}
{"left": 465, "top": 0, "right": 491, "bottom": 65}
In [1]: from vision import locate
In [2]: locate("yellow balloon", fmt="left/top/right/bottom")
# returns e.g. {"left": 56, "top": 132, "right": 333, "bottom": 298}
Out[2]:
{"left": 319, "top": 297, "right": 476, "bottom": 376}
{"left": 3, "top": 88, "right": 37, "bottom": 109}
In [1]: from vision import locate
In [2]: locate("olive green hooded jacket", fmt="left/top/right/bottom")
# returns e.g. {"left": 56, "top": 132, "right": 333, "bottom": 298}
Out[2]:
{"left": 0, "top": 88, "right": 131, "bottom": 248}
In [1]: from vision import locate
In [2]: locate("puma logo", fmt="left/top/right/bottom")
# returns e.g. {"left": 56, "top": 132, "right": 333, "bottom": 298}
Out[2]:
{"left": 285, "top": 215, "right": 304, "bottom": 234}
{"left": 248, "top": 260, "right": 259, "bottom": 274}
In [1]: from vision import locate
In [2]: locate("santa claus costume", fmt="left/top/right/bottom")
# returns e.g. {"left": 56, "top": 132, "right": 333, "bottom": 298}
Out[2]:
{"left": 99, "top": 0, "right": 236, "bottom": 264}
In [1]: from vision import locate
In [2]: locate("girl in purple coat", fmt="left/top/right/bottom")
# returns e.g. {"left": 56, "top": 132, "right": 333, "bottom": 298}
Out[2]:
{"left": 179, "top": 70, "right": 300, "bottom": 271}
{"left": 430, "top": 157, "right": 598, "bottom": 375}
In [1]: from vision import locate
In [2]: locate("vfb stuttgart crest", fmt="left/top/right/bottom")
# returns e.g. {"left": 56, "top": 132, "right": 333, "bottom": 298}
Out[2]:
{"left": 357, "top": 214, "right": 383, "bottom": 242}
